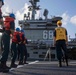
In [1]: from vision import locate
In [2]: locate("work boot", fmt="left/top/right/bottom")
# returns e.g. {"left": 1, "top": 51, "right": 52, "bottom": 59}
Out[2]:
{"left": 1, "top": 62, "right": 10, "bottom": 69}
{"left": 10, "top": 63, "right": 18, "bottom": 68}
{"left": 0, "top": 63, "right": 9, "bottom": 73}
{"left": 4, "top": 65, "right": 10, "bottom": 69}
{"left": 4, "top": 63, "right": 10, "bottom": 69}
{"left": 18, "top": 61, "right": 24, "bottom": 65}
{"left": 65, "top": 59, "right": 68, "bottom": 66}
{"left": 58, "top": 60, "right": 62, "bottom": 67}
{"left": 24, "top": 61, "right": 28, "bottom": 64}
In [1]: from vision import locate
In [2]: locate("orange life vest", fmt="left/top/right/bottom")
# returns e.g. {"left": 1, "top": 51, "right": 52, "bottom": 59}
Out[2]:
{"left": 19, "top": 32, "right": 26, "bottom": 44}
{"left": 19, "top": 32, "right": 23, "bottom": 41}
{"left": 4, "top": 17, "right": 14, "bottom": 30}
{"left": 12, "top": 32, "right": 19, "bottom": 43}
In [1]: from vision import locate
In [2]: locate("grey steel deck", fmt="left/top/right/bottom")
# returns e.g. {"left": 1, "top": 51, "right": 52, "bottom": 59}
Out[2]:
{"left": 0, "top": 60, "right": 76, "bottom": 75}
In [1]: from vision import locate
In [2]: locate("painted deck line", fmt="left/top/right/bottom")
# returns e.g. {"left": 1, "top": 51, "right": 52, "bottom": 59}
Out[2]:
{"left": 9, "top": 60, "right": 39, "bottom": 71}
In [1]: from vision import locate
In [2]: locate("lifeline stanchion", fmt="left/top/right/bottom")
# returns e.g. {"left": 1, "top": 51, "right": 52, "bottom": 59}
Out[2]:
{"left": 44, "top": 47, "right": 51, "bottom": 61}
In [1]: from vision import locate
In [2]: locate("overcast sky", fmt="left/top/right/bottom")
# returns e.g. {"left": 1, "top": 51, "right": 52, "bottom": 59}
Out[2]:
{"left": 1, "top": 0, "right": 76, "bottom": 38}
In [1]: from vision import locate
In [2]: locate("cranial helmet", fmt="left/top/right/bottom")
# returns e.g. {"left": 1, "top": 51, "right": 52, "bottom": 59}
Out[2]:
{"left": 9, "top": 13, "right": 15, "bottom": 19}
{"left": 21, "top": 29, "right": 24, "bottom": 33}
{"left": 16, "top": 27, "right": 20, "bottom": 31}
{"left": 57, "top": 20, "right": 62, "bottom": 26}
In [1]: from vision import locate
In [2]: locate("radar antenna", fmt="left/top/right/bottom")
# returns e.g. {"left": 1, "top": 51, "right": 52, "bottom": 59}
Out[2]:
{"left": 43, "top": 9, "right": 48, "bottom": 20}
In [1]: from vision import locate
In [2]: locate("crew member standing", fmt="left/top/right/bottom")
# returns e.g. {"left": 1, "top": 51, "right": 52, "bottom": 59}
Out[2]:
{"left": 18, "top": 30, "right": 24, "bottom": 65}
{"left": 53, "top": 20, "right": 68, "bottom": 67}
{"left": 0, "top": 13, "right": 15, "bottom": 72}
{"left": 21, "top": 29, "right": 28, "bottom": 64}
{"left": 10, "top": 28, "right": 21, "bottom": 68}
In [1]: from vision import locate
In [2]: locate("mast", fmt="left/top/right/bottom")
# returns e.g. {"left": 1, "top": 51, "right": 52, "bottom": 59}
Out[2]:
{"left": 28, "top": 0, "right": 40, "bottom": 20}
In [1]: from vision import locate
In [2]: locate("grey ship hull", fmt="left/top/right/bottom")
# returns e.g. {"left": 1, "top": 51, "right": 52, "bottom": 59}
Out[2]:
{"left": 20, "top": 20, "right": 59, "bottom": 60}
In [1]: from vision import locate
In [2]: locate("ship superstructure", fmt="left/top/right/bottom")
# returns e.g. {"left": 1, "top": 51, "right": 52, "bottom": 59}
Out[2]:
{"left": 19, "top": 0, "right": 62, "bottom": 60}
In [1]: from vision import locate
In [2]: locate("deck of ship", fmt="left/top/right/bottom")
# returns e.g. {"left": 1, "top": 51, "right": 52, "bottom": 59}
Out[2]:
{"left": 0, "top": 60, "right": 76, "bottom": 75}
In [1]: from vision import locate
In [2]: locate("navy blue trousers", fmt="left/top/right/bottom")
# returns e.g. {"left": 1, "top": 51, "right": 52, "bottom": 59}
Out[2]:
{"left": 56, "top": 40, "right": 68, "bottom": 61}
{"left": 11, "top": 42, "right": 17, "bottom": 63}
{"left": 1, "top": 32, "right": 10, "bottom": 62}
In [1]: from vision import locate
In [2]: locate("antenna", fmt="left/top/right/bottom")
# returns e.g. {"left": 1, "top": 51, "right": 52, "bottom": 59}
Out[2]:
{"left": 43, "top": 9, "right": 48, "bottom": 20}
{"left": 12, "top": 9, "right": 13, "bottom": 13}
{"left": 28, "top": 0, "right": 40, "bottom": 20}
{"left": 28, "top": 12, "right": 30, "bottom": 20}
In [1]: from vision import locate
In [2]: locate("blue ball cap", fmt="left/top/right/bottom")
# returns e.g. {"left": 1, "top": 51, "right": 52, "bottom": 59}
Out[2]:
{"left": 21, "top": 29, "right": 24, "bottom": 33}
{"left": 9, "top": 13, "right": 15, "bottom": 19}
{"left": 16, "top": 28, "right": 20, "bottom": 32}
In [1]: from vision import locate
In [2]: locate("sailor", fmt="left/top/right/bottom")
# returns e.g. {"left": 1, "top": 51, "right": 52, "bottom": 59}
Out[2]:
{"left": 0, "top": 13, "right": 15, "bottom": 72}
{"left": 53, "top": 20, "right": 68, "bottom": 67}
{"left": 21, "top": 29, "right": 28, "bottom": 64}
{"left": 10, "top": 27, "right": 21, "bottom": 68}
{"left": 17, "top": 30, "right": 24, "bottom": 65}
